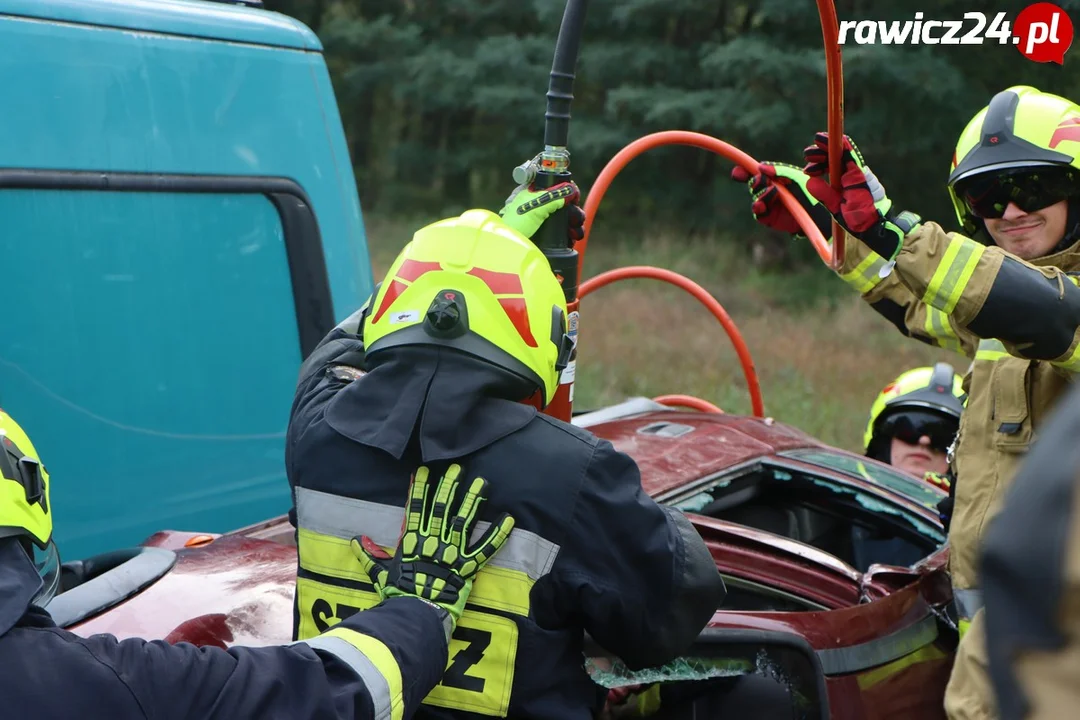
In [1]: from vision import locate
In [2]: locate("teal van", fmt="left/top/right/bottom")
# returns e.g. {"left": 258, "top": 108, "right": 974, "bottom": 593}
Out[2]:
{"left": 0, "top": 0, "right": 372, "bottom": 560}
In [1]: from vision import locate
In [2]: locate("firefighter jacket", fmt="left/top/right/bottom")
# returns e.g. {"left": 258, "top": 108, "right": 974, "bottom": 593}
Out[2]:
{"left": 285, "top": 330, "right": 727, "bottom": 720}
{"left": 835, "top": 221, "right": 1080, "bottom": 621}
{"left": 0, "top": 537, "right": 449, "bottom": 720}
{"left": 982, "top": 380, "right": 1080, "bottom": 720}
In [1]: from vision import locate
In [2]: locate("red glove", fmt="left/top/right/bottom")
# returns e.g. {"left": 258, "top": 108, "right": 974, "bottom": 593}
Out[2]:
{"left": 800, "top": 132, "right": 922, "bottom": 260}
{"left": 730, "top": 162, "right": 833, "bottom": 240}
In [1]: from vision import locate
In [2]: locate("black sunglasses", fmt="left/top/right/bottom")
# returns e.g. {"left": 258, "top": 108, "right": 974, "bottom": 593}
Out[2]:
{"left": 957, "top": 166, "right": 1078, "bottom": 220}
{"left": 878, "top": 410, "right": 957, "bottom": 452}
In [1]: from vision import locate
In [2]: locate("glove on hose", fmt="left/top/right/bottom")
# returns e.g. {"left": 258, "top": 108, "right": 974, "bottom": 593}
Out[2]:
{"left": 500, "top": 180, "right": 586, "bottom": 241}
{"left": 801, "top": 132, "right": 922, "bottom": 261}
{"left": 730, "top": 162, "right": 834, "bottom": 241}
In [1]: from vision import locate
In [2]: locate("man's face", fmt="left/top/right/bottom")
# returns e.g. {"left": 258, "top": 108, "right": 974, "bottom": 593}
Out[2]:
{"left": 890, "top": 435, "right": 950, "bottom": 477}
{"left": 984, "top": 199, "right": 1069, "bottom": 260}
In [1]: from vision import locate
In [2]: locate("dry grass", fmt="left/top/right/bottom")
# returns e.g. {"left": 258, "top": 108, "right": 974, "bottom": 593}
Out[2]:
{"left": 363, "top": 213, "right": 957, "bottom": 452}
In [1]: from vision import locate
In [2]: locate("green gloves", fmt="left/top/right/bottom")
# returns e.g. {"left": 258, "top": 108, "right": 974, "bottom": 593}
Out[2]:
{"left": 801, "top": 133, "right": 923, "bottom": 261}
{"left": 351, "top": 464, "right": 515, "bottom": 637}
{"left": 499, "top": 180, "right": 585, "bottom": 241}
{"left": 730, "top": 161, "right": 834, "bottom": 242}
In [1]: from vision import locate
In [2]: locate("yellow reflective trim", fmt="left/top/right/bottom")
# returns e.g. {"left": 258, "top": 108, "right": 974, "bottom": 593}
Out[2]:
{"left": 923, "top": 238, "right": 963, "bottom": 307}
{"left": 943, "top": 243, "right": 983, "bottom": 313}
{"left": 856, "top": 643, "right": 948, "bottom": 691}
{"left": 422, "top": 611, "right": 518, "bottom": 716}
{"left": 296, "top": 576, "right": 381, "bottom": 639}
{"left": 958, "top": 618, "right": 971, "bottom": 639}
{"left": 297, "top": 528, "right": 536, "bottom": 616}
{"left": 923, "top": 307, "right": 964, "bottom": 354}
{"left": 1053, "top": 341, "right": 1080, "bottom": 372}
{"left": 468, "top": 564, "right": 534, "bottom": 616}
{"left": 298, "top": 527, "right": 373, "bottom": 583}
{"left": 923, "top": 237, "right": 985, "bottom": 314}
{"left": 840, "top": 253, "right": 887, "bottom": 294}
{"left": 296, "top": 576, "right": 519, "bottom": 718}
{"left": 635, "top": 684, "right": 663, "bottom": 716}
{"left": 323, "top": 626, "right": 406, "bottom": 720}
{"left": 975, "top": 338, "right": 1008, "bottom": 363}
{"left": 293, "top": 487, "right": 559, "bottom": 582}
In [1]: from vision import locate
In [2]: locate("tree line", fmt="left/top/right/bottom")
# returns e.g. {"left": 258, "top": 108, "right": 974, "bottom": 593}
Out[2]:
{"left": 264, "top": 0, "right": 1080, "bottom": 267}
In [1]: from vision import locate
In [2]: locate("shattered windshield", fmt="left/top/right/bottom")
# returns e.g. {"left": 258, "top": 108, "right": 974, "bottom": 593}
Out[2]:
{"left": 586, "top": 644, "right": 825, "bottom": 718}
{"left": 778, "top": 448, "right": 945, "bottom": 512}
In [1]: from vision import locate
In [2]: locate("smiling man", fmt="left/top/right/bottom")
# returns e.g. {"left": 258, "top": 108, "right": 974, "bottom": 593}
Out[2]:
{"left": 731, "top": 85, "right": 1080, "bottom": 720}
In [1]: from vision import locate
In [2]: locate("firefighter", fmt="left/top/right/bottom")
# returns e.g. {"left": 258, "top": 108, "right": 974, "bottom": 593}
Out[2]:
{"left": 0, "top": 406, "right": 514, "bottom": 720}
{"left": 981, "top": 380, "right": 1080, "bottom": 720}
{"left": 862, "top": 363, "right": 965, "bottom": 485}
{"left": 731, "top": 85, "right": 1080, "bottom": 720}
{"left": 285, "top": 184, "right": 727, "bottom": 719}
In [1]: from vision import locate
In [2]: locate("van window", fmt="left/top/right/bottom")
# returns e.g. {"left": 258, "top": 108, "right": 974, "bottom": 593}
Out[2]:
{"left": 0, "top": 186, "right": 312, "bottom": 560}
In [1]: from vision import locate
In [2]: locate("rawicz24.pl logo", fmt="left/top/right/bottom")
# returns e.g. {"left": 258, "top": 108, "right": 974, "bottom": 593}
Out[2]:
{"left": 837, "top": 2, "right": 1075, "bottom": 64}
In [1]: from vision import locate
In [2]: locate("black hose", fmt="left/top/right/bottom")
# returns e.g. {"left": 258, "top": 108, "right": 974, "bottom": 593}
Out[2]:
{"left": 543, "top": 0, "right": 588, "bottom": 148}
{"left": 534, "top": 0, "right": 588, "bottom": 301}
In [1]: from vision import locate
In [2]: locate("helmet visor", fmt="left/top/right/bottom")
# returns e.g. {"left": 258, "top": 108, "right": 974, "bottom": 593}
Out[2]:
{"left": 878, "top": 410, "right": 957, "bottom": 452}
{"left": 955, "top": 166, "right": 1078, "bottom": 219}
{"left": 30, "top": 539, "right": 60, "bottom": 607}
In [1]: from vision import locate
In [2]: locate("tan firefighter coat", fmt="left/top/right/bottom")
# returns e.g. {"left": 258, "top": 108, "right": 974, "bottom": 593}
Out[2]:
{"left": 836, "top": 220, "right": 1080, "bottom": 615}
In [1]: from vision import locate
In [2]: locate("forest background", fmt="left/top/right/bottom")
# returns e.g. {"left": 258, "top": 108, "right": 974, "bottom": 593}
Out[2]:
{"left": 265, "top": 0, "right": 1080, "bottom": 450}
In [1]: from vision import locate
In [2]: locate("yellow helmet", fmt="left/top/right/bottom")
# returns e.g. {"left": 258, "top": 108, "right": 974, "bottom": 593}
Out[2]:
{"left": 362, "top": 209, "right": 574, "bottom": 408}
{"left": 1, "top": 408, "right": 59, "bottom": 605}
{"left": 863, "top": 363, "right": 965, "bottom": 463}
{"left": 948, "top": 86, "right": 1080, "bottom": 239}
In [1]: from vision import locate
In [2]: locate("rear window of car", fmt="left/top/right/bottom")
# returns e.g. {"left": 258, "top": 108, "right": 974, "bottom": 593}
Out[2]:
{"left": 778, "top": 448, "right": 945, "bottom": 510}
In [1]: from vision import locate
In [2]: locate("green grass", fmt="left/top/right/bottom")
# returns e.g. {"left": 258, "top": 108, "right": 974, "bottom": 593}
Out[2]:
{"left": 362, "top": 212, "right": 957, "bottom": 453}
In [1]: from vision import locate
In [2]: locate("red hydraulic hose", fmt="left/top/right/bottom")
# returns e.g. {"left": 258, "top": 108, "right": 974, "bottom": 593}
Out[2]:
{"left": 653, "top": 395, "right": 725, "bottom": 414}
{"left": 578, "top": 265, "right": 765, "bottom": 418}
{"left": 818, "top": 0, "right": 845, "bottom": 270}
{"left": 577, "top": 131, "right": 832, "bottom": 280}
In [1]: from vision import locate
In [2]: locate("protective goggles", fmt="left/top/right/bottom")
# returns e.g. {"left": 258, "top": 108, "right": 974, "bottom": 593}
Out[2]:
{"left": 878, "top": 410, "right": 957, "bottom": 452}
{"left": 956, "top": 166, "right": 1078, "bottom": 219}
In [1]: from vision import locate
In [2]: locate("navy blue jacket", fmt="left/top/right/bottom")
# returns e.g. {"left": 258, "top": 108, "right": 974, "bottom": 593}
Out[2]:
{"left": 285, "top": 329, "right": 726, "bottom": 720}
{"left": 0, "top": 539, "right": 449, "bottom": 719}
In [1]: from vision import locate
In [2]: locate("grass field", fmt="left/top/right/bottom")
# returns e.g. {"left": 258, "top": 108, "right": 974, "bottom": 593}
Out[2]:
{"left": 363, "top": 213, "right": 958, "bottom": 453}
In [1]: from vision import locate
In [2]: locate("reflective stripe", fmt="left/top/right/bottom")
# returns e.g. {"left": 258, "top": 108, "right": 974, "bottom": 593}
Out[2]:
{"left": 816, "top": 613, "right": 938, "bottom": 675}
{"left": 295, "top": 486, "right": 560, "bottom": 581}
{"left": 855, "top": 642, "right": 948, "bottom": 690}
{"left": 973, "top": 337, "right": 1080, "bottom": 371}
{"left": 975, "top": 338, "right": 1008, "bottom": 363}
{"left": 840, "top": 253, "right": 888, "bottom": 294}
{"left": 297, "top": 627, "right": 405, "bottom": 720}
{"left": 954, "top": 588, "right": 983, "bottom": 621}
{"left": 635, "top": 684, "right": 663, "bottom": 715}
{"left": 295, "top": 486, "right": 559, "bottom": 616}
{"left": 923, "top": 237, "right": 985, "bottom": 314}
{"left": 924, "top": 307, "right": 965, "bottom": 354}
{"left": 1052, "top": 341, "right": 1080, "bottom": 372}
{"left": 295, "top": 575, "right": 381, "bottom": 639}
